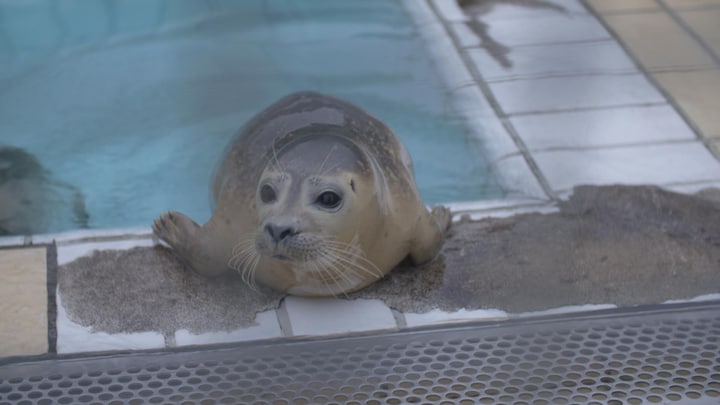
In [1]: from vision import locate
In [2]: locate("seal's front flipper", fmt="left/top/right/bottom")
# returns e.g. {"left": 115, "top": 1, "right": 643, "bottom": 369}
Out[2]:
{"left": 153, "top": 211, "right": 231, "bottom": 277}
{"left": 408, "top": 205, "right": 452, "bottom": 265}
{"left": 430, "top": 205, "right": 452, "bottom": 233}
{"left": 153, "top": 211, "right": 198, "bottom": 252}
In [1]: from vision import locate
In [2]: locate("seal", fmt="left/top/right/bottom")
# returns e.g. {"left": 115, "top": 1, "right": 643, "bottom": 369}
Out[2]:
{"left": 153, "top": 92, "right": 451, "bottom": 296}
{"left": 0, "top": 145, "right": 89, "bottom": 235}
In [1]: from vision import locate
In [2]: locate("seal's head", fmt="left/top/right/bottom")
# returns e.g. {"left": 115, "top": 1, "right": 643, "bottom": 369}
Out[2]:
{"left": 231, "top": 133, "right": 387, "bottom": 295}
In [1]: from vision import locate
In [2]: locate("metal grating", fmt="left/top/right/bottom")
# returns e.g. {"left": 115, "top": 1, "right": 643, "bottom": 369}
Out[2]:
{"left": 1, "top": 302, "right": 719, "bottom": 405}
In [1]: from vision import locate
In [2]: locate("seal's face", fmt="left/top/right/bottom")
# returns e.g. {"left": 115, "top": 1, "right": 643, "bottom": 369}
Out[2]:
{"left": 230, "top": 136, "right": 383, "bottom": 293}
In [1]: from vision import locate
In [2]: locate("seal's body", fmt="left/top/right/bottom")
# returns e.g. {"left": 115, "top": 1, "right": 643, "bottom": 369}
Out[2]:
{"left": 153, "top": 92, "right": 450, "bottom": 296}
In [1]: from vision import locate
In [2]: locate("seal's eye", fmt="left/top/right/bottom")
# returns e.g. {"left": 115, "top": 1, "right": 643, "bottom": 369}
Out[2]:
{"left": 260, "top": 184, "right": 276, "bottom": 203}
{"left": 316, "top": 191, "right": 342, "bottom": 209}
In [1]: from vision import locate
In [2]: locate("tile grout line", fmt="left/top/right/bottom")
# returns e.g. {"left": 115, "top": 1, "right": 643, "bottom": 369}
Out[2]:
{"left": 484, "top": 69, "right": 647, "bottom": 84}
{"left": 46, "top": 243, "right": 58, "bottom": 354}
{"left": 525, "top": 138, "right": 711, "bottom": 154}
{"left": 656, "top": 0, "right": 720, "bottom": 67}
{"left": 580, "top": 0, "right": 720, "bottom": 161}
{"left": 426, "top": 0, "right": 558, "bottom": 202}
{"left": 504, "top": 101, "right": 671, "bottom": 118}
{"left": 464, "top": 37, "right": 616, "bottom": 50}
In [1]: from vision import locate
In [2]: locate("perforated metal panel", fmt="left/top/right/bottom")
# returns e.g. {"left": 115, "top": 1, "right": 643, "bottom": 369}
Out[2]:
{"left": 1, "top": 302, "right": 719, "bottom": 405}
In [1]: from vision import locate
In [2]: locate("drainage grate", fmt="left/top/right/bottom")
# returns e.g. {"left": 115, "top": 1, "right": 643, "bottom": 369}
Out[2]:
{"left": 1, "top": 302, "right": 719, "bottom": 405}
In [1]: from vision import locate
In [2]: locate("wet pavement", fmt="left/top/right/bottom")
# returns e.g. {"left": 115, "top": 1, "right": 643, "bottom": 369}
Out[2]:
{"left": 56, "top": 185, "right": 720, "bottom": 337}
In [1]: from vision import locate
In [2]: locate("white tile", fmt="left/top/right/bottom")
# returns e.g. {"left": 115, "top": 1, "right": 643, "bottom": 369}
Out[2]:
{"left": 175, "top": 310, "right": 282, "bottom": 346}
{"left": 512, "top": 304, "right": 617, "bottom": 319}
{"left": 511, "top": 105, "right": 696, "bottom": 150}
{"left": 664, "top": 293, "right": 720, "bottom": 304}
{"left": 469, "top": 41, "right": 636, "bottom": 81}
{"left": 492, "top": 155, "right": 549, "bottom": 199}
{"left": 56, "top": 291, "right": 165, "bottom": 354}
{"left": 281, "top": 296, "right": 397, "bottom": 337}
{"left": 464, "top": 204, "right": 560, "bottom": 221}
{"left": 32, "top": 227, "right": 153, "bottom": 245}
{"left": 404, "top": 308, "right": 508, "bottom": 328}
{"left": 533, "top": 142, "right": 720, "bottom": 192}
{"left": 0, "top": 235, "right": 25, "bottom": 247}
{"left": 57, "top": 239, "right": 154, "bottom": 266}
{"left": 490, "top": 73, "right": 666, "bottom": 114}
{"left": 665, "top": 181, "right": 720, "bottom": 195}
{"left": 429, "top": 0, "right": 469, "bottom": 22}
{"left": 484, "top": 14, "right": 609, "bottom": 46}
{"left": 445, "top": 198, "right": 553, "bottom": 213}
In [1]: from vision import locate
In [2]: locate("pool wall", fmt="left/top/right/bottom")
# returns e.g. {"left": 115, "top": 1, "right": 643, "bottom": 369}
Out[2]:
{"left": 400, "top": 0, "right": 550, "bottom": 202}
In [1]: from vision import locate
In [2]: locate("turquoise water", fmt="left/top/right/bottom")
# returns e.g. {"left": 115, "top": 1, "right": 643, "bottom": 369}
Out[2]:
{"left": 0, "top": 0, "right": 503, "bottom": 232}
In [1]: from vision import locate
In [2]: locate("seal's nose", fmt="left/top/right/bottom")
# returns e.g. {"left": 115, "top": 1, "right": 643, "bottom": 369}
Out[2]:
{"left": 265, "top": 223, "right": 297, "bottom": 242}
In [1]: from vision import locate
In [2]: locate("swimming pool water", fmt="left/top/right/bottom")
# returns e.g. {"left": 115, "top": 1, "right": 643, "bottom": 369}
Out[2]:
{"left": 0, "top": 0, "right": 503, "bottom": 232}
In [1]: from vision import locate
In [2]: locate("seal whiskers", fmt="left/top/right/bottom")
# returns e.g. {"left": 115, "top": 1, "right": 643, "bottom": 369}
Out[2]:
{"left": 228, "top": 237, "right": 261, "bottom": 290}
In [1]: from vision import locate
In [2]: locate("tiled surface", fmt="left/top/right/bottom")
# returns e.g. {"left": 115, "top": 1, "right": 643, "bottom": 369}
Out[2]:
{"left": 478, "top": 14, "right": 609, "bottom": 47}
{"left": 280, "top": 296, "right": 396, "bottom": 337}
{"left": 664, "top": 0, "right": 720, "bottom": 9}
{"left": 533, "top": 142, "right": 720, "bottom": 192}
{"left": 0, "top": 235, "right": 25, "bottom": 248}
{"left": 586, "top": 0, "right": 720, "bottom": 158}
{"left": 469, "top": 40, "right": 636, "bottom": 81}
{"left": 510, "top": 105, "right": 696, "bottom": 150}
{"left": 653, "top": 69, "right": 720, "bottom": 137}
{"left": 404, "top": 308, "right": 508, "bottom": 328}
{"left": 174, "top": 311, "right": 282, "bottom": 347}
{"left": 677, "top": 8, "right": 720, "bottom": 56}
{"left": 490, "top": 73, "right": 664, "bottom": 114}
{"left": 56, "top": 292, "right": 165, "bottom": 354}
{"left": 0, "top": 248, "right": 48, "bottom": 357}
{"left": 585, "top": 0, "right": 659, "bottom": 13}
{"left": 602, "top": 11, "right": 715, "bottom": 70}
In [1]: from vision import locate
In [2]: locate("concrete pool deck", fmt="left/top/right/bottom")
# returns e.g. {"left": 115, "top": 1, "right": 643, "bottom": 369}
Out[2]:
{"left": 2, "top": 0, "right": 720, "bottom": 360}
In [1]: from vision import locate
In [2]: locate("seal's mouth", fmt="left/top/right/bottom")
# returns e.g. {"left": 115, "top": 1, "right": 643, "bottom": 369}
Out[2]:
{"left": 271, "top": 254, "right": 291, "bottom": 261}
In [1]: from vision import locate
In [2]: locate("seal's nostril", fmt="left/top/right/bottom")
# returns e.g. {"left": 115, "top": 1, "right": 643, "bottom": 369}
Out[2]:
{"left": 265, "top": 223, "right": 295, "bottom": 242}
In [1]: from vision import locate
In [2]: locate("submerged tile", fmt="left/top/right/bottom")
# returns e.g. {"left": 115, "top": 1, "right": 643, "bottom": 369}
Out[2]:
{"left": 603, "top": 11, "right": 715, "bottom": 70}
{"left": 511, "top": 105, "right": 696, "bottom": 150}
{"left": 469, "top": 40, "right": 636, "bottom": 81}
{"left": 56, "top": 291, "right": 165, "bottom": 354}
{"left": 175, "top": 310, "right": 282, "bottom": 346}
{"left": 654, "top": 69, "right": 720, "bottom": 136}
{"left": 533, "top": 142, "right": 720, "bottom": 192}
{"left": 491, "top": 73, "right": 665, "bottom": 114}
{"left": 482, "top": 14, "right": 609, "bottom": 47}
{"left": 0, "top": 247, "right": 47, "bottom": 357}
{"left": 281, "top": 296, "right": 396, "bottom": 337}
{"left": 464, "top": 0, "right": 587, "bottom": 21}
